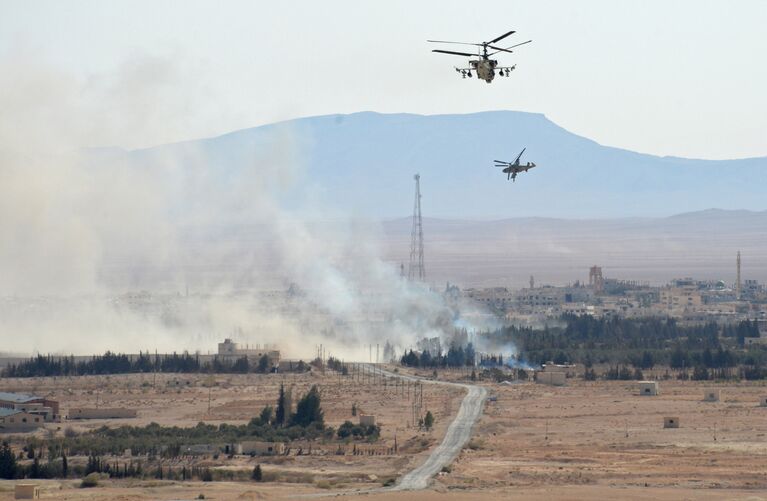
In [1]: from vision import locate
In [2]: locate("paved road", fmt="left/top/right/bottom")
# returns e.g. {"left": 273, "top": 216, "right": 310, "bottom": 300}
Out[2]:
{"left": 374, "top": 366, "right": 488, "bottom": 491}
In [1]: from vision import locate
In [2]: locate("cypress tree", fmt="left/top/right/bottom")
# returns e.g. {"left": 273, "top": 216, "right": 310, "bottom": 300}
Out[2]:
{"left": 252, "top": 464, "right": 262, "bottom": 481}
{"left": 275, "top": 384, "right": 287, "bottom": 426}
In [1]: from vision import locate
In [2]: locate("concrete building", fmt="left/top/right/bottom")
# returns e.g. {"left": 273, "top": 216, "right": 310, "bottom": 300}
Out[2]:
{"left": 536, "top": 371, "right": 566, "bottom": 386}
{"left": 217, "top": 339, "right": 280, "bottom": 367}
{"left": 0, "top": 393, "right": 59, "bottom": 422}
{"left": 660, "top": 287, "right": 703, "bottom": 312}
{"left": 560, "top": 303, "right": 595, "bottom": 316}
{"left": 663, "top": 417, "right": 680, "bottom": 428}
{"left": 237, "top": 440, "right": 285, "bottom": 456}
{"left": 638, "top": 381, "right": 659, "bottom": 396}
{"left": 359, "top": 415, "right": 376, "bottom": 427}
{"left": 0, "top": 409, "right": 44, "bottom": 432}
{"left": 182, "top": 444, "right": 218, "bottom": 455}
{"left": 14, "top": 484, "right": 40, "bottom": 499}
{"left": 703, "top": 389, "right": 720, "bottom": 402}
{"left": 759, "top": 396, "right": 767, "bottom": 407}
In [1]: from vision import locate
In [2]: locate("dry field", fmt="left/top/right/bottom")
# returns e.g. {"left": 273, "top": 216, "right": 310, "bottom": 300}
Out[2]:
{"left": 0, "top": 368, "right": 463, "bottom": 495}
{"left": 444, "top": 378, "right": 767, "bottom": 500}
{"left": 2, "top": 373, "right": 767, "bottom": 499}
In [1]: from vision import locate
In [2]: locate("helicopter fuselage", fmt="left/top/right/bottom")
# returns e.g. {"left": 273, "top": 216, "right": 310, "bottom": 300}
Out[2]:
{"left": 470, "top": 58, "right": 498, "bottom": 83}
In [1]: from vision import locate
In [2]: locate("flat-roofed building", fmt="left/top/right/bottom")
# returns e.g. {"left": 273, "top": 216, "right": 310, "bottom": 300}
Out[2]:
{"left": 217, "top": 339, "right": 280, "bottom": 368}
{"left": 703, "top": 389, "right": 720, "bottom": 402}
{"left": 0, "top": 409, "right": 44, "bottom": 432}
{"left": 638, "top": 381, "right": 659, "bottom": 396}
{"left": 0, "top": 392, "right": 59, "bottom": 422}
{"left": 14, "top": 483, "right": 40, "bottom": 499}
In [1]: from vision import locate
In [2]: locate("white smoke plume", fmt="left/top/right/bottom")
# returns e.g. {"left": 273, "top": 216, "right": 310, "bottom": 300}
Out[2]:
{"left": 0, "top": 53, "right": 496, "bottom": 360}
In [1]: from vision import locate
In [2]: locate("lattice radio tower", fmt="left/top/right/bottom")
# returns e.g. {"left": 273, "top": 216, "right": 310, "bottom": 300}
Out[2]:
{"left": 408, "top": 174, "right": 426, "bottom": 281}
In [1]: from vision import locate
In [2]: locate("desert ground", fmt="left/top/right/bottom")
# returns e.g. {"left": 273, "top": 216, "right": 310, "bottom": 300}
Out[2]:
{"left": 2, "top": 370, "right": 767, "bottom": 499}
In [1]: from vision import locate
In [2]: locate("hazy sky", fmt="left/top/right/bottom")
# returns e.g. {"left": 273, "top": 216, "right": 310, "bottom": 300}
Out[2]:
{"left": 2, "top": 0, "right": 766, "bottom": 159}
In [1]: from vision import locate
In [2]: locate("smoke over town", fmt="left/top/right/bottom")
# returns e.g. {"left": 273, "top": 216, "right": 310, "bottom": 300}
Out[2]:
{"left": 0, "top": 54, "right": 495, "bottom": 359}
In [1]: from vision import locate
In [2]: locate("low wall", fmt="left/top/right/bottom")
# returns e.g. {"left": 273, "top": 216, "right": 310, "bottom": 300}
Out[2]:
{"left": 68, "top": 408, "right": 137, "bottom": 419}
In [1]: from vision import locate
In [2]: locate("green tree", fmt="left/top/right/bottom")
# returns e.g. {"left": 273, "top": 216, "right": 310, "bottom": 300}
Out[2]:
{"left": 424, "top": 411, "right": 435, "bottom": 430}
{"left": 640, "top": 351, "right": 654, "bottom": 369}
{"left": 275, "top": 384, "right": 287, "bottom": 427}
{"left": 292, "top": 385, "right": 324, "bottom": 427}
{"left": 257, "top": 355, "right": 270, "bottom": 374}
{"left": 30, "top": 457, "right": 40, "bottom": 478}
{"left": 0, "top": 442, "right": 17, "bottom": 479}
{"left": 252, "top": 464, "right": 262, "bottom": 481}
{"left": 258, "top": 405, "right": 273, "bottom": 426}
{"left": 232, "top": 356, "right": 250, "bottom": 373}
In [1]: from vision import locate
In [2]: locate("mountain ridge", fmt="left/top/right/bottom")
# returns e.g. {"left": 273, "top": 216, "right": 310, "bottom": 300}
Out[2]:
{"left": 114, "top": 111, "right": 767, "bottom": 219}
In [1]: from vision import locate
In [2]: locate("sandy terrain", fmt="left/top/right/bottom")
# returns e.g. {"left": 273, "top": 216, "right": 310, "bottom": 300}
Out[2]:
{"left": 2, "top": 373, "right": 767, "bottom": 499}
{"left": 446, "top": 378, "right": 767, "bottom": 496}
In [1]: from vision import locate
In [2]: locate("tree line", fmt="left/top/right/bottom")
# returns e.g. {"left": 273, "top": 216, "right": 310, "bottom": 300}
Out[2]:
{"left": 487, "top": 316, "right": 765, "bottom": 369}
{"left": 0, "top": 351, "right": 289, "bottom": 378}
{"left": 400, "top": 342, "right": 477, "bottom": 368}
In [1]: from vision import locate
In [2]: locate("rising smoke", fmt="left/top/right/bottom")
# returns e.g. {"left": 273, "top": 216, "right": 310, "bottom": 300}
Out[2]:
{"left": 0, "top": 53, "right": 499, "bottom": 359}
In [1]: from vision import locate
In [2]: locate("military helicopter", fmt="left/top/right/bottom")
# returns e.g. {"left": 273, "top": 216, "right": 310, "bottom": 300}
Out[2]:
{"left": 494, "top": 148, "right": 537, "bottom": 181}
{"left": 428, "top": 29, "right": 532, "bottom": 83}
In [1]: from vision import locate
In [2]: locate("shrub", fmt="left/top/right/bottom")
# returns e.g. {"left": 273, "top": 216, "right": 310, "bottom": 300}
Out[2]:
{"left": 80, "top": 472, "right": 100, "bottom": 488}
{"left": 423, "top": 411, "right": 435, "bottom": 430}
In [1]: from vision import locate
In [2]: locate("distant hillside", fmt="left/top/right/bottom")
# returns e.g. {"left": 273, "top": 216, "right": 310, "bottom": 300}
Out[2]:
{"left": 120, "top": 111, "right": 767, "bottom": 219}
{"left": 92, "top": 209, "right": 767, "bottom": 290}
{"left": 380, "top": 209, "right": 767, "bottom": 288}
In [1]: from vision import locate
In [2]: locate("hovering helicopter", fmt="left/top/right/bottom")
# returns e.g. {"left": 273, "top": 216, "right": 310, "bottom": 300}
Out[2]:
{"left": 494, "top": 148, "right": 537, "bottom": 181}
{"left": 428, "top": 29, "right": 532, "bottom": 83}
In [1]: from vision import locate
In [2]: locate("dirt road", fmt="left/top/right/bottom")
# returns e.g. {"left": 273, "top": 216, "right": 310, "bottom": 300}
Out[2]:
{"left": 374, "top": 366, "right": 488, "bottom": 491}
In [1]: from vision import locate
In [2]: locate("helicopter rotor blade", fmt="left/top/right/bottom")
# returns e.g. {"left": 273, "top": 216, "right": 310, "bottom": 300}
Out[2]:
{"left": 489, "top": 30, "right": 516, "bottom": 44}
{"left": 505, "top": 39, "right": 533, "bottom": 49}
{"left": 427, "top": 40, "right": 483, "bottom": 46}
{"left": 489, "top": 39, "right": 532, "bottom": 56}
{"left": 487, "top": 45, "right": 515, "bottom": 54}
{"left": 432, "top": 49, "right": 476, "bottom": 57}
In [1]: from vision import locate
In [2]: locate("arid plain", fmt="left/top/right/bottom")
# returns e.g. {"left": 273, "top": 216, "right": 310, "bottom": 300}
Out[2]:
{"left": 2, "top": 370, "right": 766, "bottom": 500}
